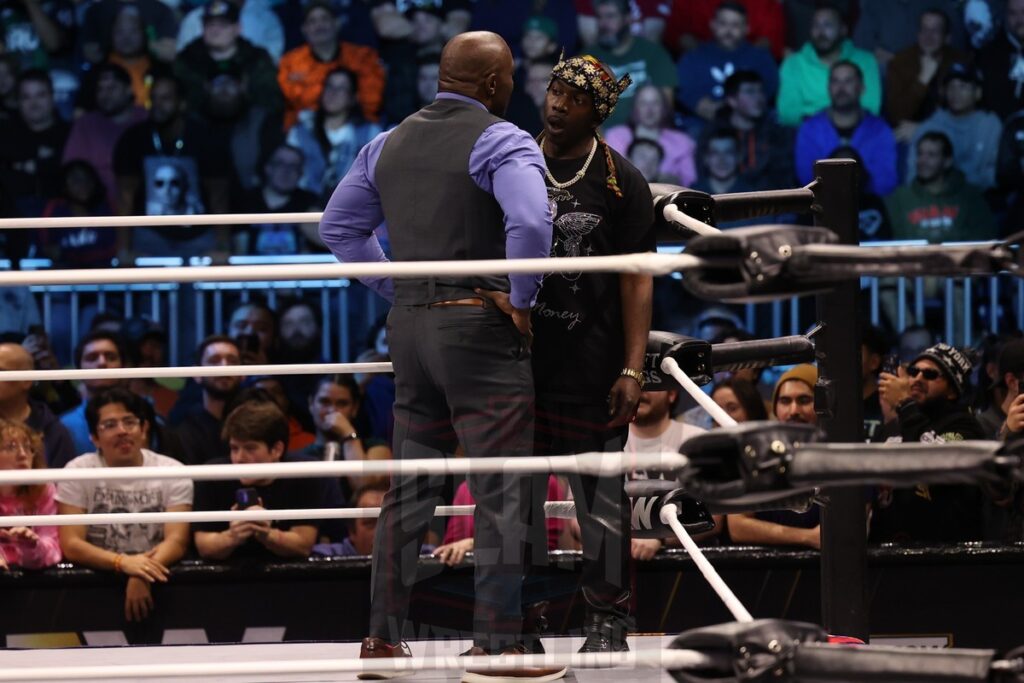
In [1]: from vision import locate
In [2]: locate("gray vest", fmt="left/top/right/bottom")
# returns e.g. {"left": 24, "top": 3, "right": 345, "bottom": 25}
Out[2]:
{"left": 376, "top": 97, "right": 510, "bottom": 305}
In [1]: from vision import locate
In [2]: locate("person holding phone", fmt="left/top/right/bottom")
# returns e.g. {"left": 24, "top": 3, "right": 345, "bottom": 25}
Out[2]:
{"left": 874, "top": 343, "right": 986, "bottom": 543}
{"left": 192, "top": 400, "right": 326, "bottom": 561}
{"left": 986, "top": 340, "right": 1024, "bottom": 439}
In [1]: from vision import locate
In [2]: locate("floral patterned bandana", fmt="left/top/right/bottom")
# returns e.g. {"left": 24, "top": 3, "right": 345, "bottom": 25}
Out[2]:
{"left": 548, "top": 52, "right": 632, "bottom": 123}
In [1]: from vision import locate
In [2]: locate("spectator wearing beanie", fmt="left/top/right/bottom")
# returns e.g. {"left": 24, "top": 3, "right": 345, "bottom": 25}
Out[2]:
{"left": 875, "top": 343, "right": 986, "bottom": 543}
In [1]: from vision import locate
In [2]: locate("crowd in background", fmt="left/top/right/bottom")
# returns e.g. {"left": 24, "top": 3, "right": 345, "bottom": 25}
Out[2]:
{"left": 3, "top": 0, "right": 1024, "bottom": 625}
{"left": 0, "top": 0, "right": 1021, "bottom": 266}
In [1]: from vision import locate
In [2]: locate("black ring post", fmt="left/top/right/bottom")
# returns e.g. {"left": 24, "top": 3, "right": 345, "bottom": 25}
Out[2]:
{"left": 813, "top": 158, "right": 869, "bottom": 640}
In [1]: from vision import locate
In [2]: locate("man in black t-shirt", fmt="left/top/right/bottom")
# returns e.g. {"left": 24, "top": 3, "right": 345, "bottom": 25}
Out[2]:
{"left": 527, "top": 54, "right": 655, "bottom": 653}
{"left": 193, "top": 400, "right": 325, "bottom": 561}
{"left": 112, "top": 72, "right": 231, "bottom": 261}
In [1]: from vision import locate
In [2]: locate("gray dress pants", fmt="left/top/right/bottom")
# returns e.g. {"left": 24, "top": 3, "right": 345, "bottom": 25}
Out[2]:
{"left": 368, "top": 303, "right": 544, "bottom": 651}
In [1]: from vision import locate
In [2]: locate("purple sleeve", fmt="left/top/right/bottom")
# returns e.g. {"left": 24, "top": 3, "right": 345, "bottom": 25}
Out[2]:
{"left": 468, "top": 122, "right": 553, "bottom": 309}
{"left": 319, "top": 131, "right": 395, "bottom": 303}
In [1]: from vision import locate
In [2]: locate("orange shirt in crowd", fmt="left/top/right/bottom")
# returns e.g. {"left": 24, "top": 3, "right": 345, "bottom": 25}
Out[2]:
{"left": 277, "top": 41, "right": 385, "bottom": 129}
{"left": 109, "top": 53, "right": 153, "bottom": 107}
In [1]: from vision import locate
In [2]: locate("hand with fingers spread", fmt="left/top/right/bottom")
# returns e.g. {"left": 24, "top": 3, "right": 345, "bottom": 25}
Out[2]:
{"left": 474, "top": 288, "right": 533, "bottom": 346}
{"left": 432, "top": 537, "right": 473, "bottom": 567}
{"left": 125, "top": 577, "right": 154, "bottom": 622}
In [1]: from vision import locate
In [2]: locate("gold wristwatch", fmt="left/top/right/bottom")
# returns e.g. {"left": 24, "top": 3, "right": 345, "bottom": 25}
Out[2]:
{"left": 620, "top": 367, "right": 645, "bottom": 389}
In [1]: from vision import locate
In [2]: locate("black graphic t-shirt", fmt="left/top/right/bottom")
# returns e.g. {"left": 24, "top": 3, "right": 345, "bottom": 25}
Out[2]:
{"left": 532, "top": 144, "right": 655, "bottom": 403}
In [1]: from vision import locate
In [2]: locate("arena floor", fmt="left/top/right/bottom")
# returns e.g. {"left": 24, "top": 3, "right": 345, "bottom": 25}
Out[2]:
{"left": 0, "top": 635, "right": 678, "bottom": 682}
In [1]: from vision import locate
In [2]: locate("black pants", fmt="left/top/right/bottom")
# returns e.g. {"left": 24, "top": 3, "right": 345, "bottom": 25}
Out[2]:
{"left": 534, "top": 398, "right": 631, "bottom": 618}
{"left": 368, "top": 304, "right": 543, "bottom": 651}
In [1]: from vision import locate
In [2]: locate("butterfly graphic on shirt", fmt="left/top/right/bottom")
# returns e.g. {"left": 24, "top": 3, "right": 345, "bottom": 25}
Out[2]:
{"left": 546, "top": 187, "right": 601, "bottom": 291}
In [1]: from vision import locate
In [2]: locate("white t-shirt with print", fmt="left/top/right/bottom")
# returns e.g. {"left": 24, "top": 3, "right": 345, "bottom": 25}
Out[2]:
{"left": 55, "top": 449, "right": 193, "bottom": 555}
{"left": 626, "top": 420, "right": 706, "bottom": 480}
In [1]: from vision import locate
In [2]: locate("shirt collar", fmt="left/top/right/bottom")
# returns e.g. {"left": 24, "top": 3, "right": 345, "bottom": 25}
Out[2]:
{"left": 436, "top": 92, "right": 487, "bottom": 110}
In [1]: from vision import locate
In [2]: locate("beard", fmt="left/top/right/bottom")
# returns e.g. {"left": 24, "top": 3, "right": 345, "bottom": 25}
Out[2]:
{"left": 278, "top": 336, "right": 319, "bottom": 363}
{"left": 202, "top": 379, "right": 239, "bottom": 402}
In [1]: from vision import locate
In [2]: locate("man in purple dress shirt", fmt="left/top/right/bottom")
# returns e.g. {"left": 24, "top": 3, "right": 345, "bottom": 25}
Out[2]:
{"left": 319, "top": 31, "right": 561, "bottom": 682}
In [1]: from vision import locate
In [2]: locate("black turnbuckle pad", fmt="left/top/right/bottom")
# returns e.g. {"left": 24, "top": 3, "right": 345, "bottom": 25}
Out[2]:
{"left": 645, "top": 331, "right": 713, "bottom": 390}
{"left": 668, "top": 619, "right": 827, "bottom": 682}
{"left": 651, "top": 184, "right": 717, "bottom": 241}
{"left": 625, "top": 478, "right": 715, "bottom": 539}
{"left": 681, "top": 225, "right": 839, "bottom": 303}
{"left": 677, "top": 422, "right": 821, "bottom": 506}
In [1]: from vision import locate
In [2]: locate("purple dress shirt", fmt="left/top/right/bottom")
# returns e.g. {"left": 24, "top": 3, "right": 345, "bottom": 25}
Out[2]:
{"left": 318, "top": 92, "right": 552, "bottom": 309}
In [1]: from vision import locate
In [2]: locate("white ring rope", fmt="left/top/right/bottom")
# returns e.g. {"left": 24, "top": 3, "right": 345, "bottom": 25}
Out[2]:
{"left": 0, "top": 212, "right": 324, "bottom": 230}
{"left": 0, "top": 362, "right": 394, "bottom": 382}
{"left": 662, "top": 205, "right": 721, "bottom": 237}
{"left": 661, "top": 504, "right": 754, "bottom": 623}
{"left": 0, "top": 648, "right": 720, "bottom": 681}
{"left": 0, "top": 451, "right": 687, "bottom": 486}
{"left": 661, "top": 357, "right": 738, "bottom": 428}
{"left": 0, "top": 501, "right": 580, "bottom": 527}
{"left": 0, "top": 253, "right": 700, "bottom": 287}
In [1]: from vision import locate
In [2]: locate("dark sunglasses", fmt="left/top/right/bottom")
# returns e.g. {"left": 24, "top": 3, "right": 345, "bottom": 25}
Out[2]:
{"left": 907, "top": 366, "right": 942, "bottom": 381}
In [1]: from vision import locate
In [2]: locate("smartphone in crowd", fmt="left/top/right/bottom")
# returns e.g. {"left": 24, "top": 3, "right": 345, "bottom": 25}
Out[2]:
{"left": 235, "top": 488, "right": 260, "bottom": 509}
{"left": 882, "top": 353, "right": 900, "bottom": 375}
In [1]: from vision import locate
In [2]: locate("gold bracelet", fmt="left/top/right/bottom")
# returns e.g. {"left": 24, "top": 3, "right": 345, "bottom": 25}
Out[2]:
{"left": 620, "top": 367, "right": 645, "bottom": 389}
{"left": 113, "top": 554, "right": 125, "bottom": 573}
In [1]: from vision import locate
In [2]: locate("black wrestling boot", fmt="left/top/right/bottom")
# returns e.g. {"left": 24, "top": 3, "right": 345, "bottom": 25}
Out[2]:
{"left": 577, "top": 611, "right": 630, "bottom": 653}
{"left": 522, "top": 601, "right": 550, "bottom": 655}
{"left": 577, "top": 590, "right": 632, "bottom": 653}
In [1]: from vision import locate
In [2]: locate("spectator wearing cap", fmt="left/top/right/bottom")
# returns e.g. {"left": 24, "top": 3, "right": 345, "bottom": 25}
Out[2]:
{"left": 175, "top": 1, "right": 283, "bottom": 118}
{"left": 874, "top": 343, "right": 987, "bottom": 543}
{"left": 885, "top": 9, "right": 969, "bottom": 141}
{"left": 277, "top": 0, "right": 385, "bottom": 130}
{"left": 177, "top": 0, "right": 286, "bottom": 64}
{"left": 887, "top": 131, "right": 996, "bottom": 243}
{"left": 520, "top": 16, "right": 560, "bottom": 64}
{"left": 62, "top": 63, "right": 147, "bottom": 210}
{"left": 80, "top": 0, "right": 177, "bottom": 65}
{"left": 728, "top": 365, "right": 822, "bottom": 550}
{"left": 994, "top": 340, "right": 1024, "bottom": 438}
{"left": 905, "top": 63, "right": 1002, "bottom": 190}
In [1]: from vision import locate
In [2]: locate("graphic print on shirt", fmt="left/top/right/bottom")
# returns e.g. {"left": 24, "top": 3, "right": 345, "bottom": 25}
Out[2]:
{"left": 86, "top": 486, "right": 166, "bottom": 554}
{"left": 547, "top": 185, "right": 601, "bottom": 292}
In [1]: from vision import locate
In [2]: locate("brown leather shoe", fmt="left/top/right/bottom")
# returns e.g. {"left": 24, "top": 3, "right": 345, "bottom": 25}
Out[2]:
{"left": 461, "top": 643, "right": 567, "bottom": 683}
{"left": 357, "top": 637, "right": 412, "bottom": 680}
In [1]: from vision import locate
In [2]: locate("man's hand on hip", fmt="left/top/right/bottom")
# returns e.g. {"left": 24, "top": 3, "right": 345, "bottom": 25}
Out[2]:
{"left": 475, "top": 288, "right": 533, "bottom": 346}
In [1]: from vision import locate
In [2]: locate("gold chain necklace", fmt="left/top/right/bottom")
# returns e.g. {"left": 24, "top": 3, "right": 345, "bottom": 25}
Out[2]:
{"left": 542, "top": 136, "right": 598, "bottom": 189}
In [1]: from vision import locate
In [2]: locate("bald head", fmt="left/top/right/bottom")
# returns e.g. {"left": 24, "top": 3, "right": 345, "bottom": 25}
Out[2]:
{"left": 438, "top": 31, "right": 515, "bottom": 116}
{"left": 0, "top": 343, "right": 33, "bottom": 371}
